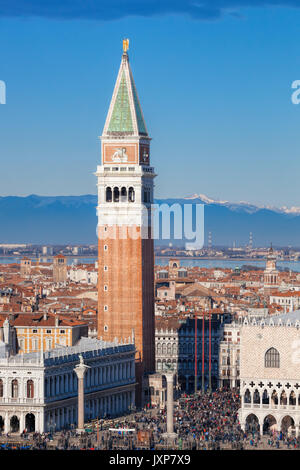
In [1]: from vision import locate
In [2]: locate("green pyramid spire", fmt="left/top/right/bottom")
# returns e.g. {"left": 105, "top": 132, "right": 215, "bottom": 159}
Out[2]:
{"left": 130, "top": 71, "right": 147, "bottom": 135}
{"left": 104, "top": 52, "right": 148, "bottom": 137}
{"left": 107, "top": 70, "right": 134, "bottom": 134}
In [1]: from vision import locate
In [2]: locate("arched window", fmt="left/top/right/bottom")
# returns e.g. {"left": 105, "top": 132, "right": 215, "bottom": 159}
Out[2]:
{"left": 11, "top": 379, "right": 18, "bottom": 398}
{"left": 27, "top": 380, "right": 34, "bottom": 398}
{"left": 120, "top": 187, "right": 127, "bottom": 202}
{"left": 113, "top": 187, "right": 119, "bottom": 202}
{"left": 106, "top": 187, "right": 112, "bottom": 202}
{"left": 128, "top": 187, "right": 135, "bottom": 202}
{"left": 289, "top": 390, "right": 296, "bottom": 405}
{"left": 0, "top": 379, "right": 3, "bottom": 398}
{"left": 253, "top": 389, "right": 260, "bottom": 404}
{"left": 244, "top": 389, "right": 251, "bottom": 403}
{"left": 265, "top": 348, "right": 280, "bottom": 368}
{"left": 262, "top": 389, "right": 269, "bottom": 404}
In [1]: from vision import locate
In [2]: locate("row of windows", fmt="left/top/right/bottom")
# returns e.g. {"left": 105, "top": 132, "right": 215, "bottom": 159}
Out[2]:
{"left": 18, "top": 337, "right": 66, "bottom": 351}
{"left": 221, "top": 357, "right": 240, "bottom": 366}
{"left": 45, "top": 363, "right": 133, "bottom": 397}
{"left": 31, "top": 330, "right": 66, "bottom": 334}
{"left": 156, "top": 359, "right": 219, "bottom": 371}
{"left": 0, "top": 379, "right": 34, "bottom": 399}
{"left": 273, "top": 298, "right": 293, "bottom": 304}
{"left": 0, "top": 365, "right": 134, "bottom": 400}
{"left": 105, "top": 187, "right": 152, "bottom": 203}
{"left": 221, "top": 369, "right": 240, "bottom": 376}
{"left": 156, "top": 343, "right": 219, "bottom": 355}
{"left": 244, "top": 389, "right": 296, "bottom": 404}
{"left": 106, "top": 187, "right": 135, "bottom": 203}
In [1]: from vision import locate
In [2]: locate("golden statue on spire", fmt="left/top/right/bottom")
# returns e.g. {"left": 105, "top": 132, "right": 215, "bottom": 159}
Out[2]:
{"left": 123, "top": 38, "right": 129, "bottom": 53}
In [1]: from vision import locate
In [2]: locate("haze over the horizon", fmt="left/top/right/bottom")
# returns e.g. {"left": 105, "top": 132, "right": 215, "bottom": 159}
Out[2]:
{"left": 2, "top": 192, "right": 300, "bottom": 214}
{"left": 1, "top": 1, "right": 300, "bottom": 207}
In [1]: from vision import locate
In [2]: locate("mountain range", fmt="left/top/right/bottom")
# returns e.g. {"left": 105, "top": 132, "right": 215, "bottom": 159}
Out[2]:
{"left": 0, "top": 194, "right": 299, "bottom": 246}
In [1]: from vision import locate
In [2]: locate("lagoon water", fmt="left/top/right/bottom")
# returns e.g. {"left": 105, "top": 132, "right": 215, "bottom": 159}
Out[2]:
{"left": 1, "top": 256, "right": 300, "bottom": 272}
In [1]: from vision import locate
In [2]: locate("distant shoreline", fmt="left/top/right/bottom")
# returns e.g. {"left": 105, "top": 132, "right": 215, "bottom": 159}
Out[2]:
{"left": 155, "top": 256, "right": 268, "bottom": 261}
{"left": 0, "top": 254, "right": 294, "bottom": 262}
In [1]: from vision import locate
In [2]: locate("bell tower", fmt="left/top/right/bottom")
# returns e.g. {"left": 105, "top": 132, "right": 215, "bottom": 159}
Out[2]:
{"left": 96, "top": 40, "right": 156, "bottom": 405}
{"left": 264, "top": 244, "right": 278, "bottom": 291}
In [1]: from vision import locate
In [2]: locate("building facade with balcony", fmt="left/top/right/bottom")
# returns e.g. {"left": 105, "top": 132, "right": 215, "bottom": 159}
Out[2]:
{"left": 239, "top": 311, "right": 300, "bottom": 436}
{"left": 0, "top": 336, "right": 135, "bottom": 434}
{"left": 155, "top": 316, "right": 226, "bottom": 393}
{"left": 218, "top": 321, "right": 240, "bottom": 389}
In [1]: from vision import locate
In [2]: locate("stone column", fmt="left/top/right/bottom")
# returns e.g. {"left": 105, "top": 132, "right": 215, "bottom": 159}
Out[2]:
{"left": 74, "top": 354, "right": 90, "bottom": 433}
{"left": 231, "top": 349, "right": 236, "bottom": 389}
{"left": 40, "top": 411, "right": 44, "bottom": 434}
{"left": 163, "top": 372, "right": 177, "bottom": 440}
{"left": 4, "top": 413, "right": 9, "bottom": 434}
{"left": 20, "top": 413, "right": 25, "bottom": 434}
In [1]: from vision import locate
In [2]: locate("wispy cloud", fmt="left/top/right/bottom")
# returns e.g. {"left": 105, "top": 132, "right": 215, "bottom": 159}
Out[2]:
{"left": 0, "top": 0, "right": 300, "bottom": 21}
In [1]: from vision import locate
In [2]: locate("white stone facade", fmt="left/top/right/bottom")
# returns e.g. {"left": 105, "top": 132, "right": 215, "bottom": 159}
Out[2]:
{"left": 239, "top": 310, "right": 300, "bottom": 436}
{"left": 269, "top": 292, "right": 300, "bottom": 312}
{"left": 95, "top": 164, "right": 155, "bottom": 230}
{"left": 0, "top": 337, "right": 135, "bottom": 434}
{"left": 219, "top": 322, "right": 240, "bottom": 388}
{"left": 68, "top": 266, "right": 98, "bottom": 285}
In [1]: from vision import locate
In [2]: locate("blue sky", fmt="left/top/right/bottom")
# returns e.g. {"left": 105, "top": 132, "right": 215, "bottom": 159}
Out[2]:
{"left": 0, "top": 1, "right": 300, "bottom": 207}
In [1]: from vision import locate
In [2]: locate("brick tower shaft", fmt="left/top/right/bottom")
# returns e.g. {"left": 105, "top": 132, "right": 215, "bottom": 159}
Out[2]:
{"left": 96, "top": 42, "right": 156, "bottom": 405}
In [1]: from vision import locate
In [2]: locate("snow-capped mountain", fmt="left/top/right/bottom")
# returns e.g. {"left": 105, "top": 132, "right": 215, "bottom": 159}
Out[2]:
{"left": 0, "top": 194, "right": 300, "bottom": 245}
{"left": 184, "top": 194, "right": 300, "bottom": 215}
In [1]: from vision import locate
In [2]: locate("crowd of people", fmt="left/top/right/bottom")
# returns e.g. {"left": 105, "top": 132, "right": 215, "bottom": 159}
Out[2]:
{"left": 0, "top": 388, "right": 299, "bottom": 450}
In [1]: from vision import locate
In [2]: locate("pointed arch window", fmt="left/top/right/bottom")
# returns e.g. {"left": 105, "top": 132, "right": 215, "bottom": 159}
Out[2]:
{"left": 0, "top": 379, "right": 3, "bottom": 398}
{"left": 265, "top": 348, "right": 280, "bottom": 368}
{"left": 244, "top": 389, "right": 251, "bottom": 403}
